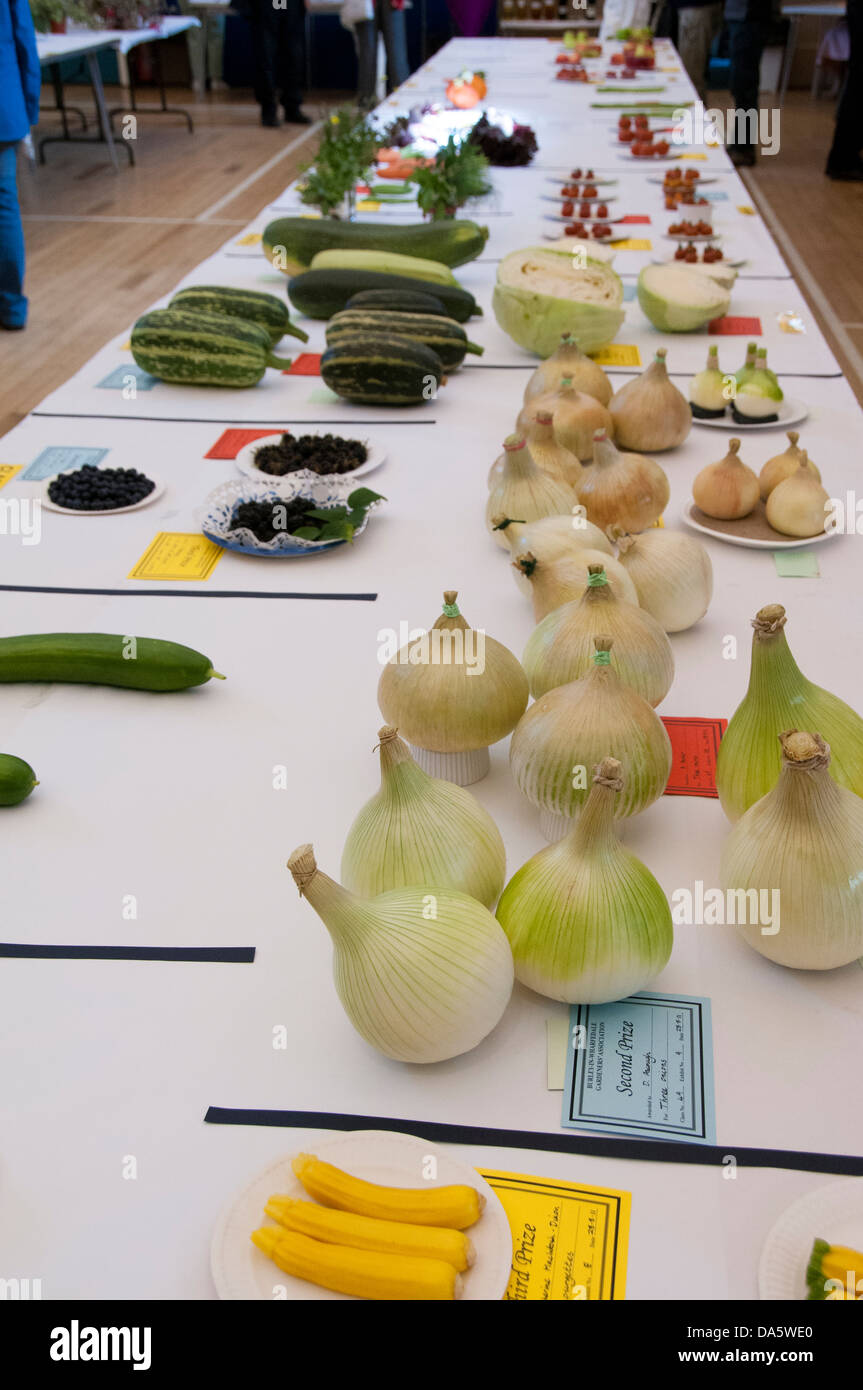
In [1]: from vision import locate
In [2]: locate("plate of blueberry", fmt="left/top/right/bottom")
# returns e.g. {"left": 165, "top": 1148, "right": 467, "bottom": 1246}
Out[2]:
{"left": 43, "top": 464, "right": 164, "bottom": 516}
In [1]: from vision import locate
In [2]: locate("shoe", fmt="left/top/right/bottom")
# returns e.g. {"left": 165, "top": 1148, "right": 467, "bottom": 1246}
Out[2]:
{"left": 284, "top": 108, "right": 312, "bottom": 126}
{"left": 826, "top": 163, "right": 863, "bottom": 182}
{"left": 261, "top": 108, "right": 280, "bottom": 128}
{"left": 0, "top": 320, "right": 25, "bottom": 331}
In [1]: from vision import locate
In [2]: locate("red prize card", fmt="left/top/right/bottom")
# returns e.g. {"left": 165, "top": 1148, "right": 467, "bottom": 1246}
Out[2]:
{"left": 662, "top": 717, "right": 727, "bottom": 797}
{"left": 286, "top": 354, "right": 322, "bottom": 376}
{"left": 708, "top": 316, "right": 763, "bottom": 336}
{"left": 205, "top": 428, "right": 286, "bottom": 460}
{"left": 619, "top": 214, "right": 651, "bottom": 224}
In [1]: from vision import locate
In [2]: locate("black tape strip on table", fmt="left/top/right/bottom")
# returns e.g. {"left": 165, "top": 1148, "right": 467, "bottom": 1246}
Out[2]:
{"left": 1, "top": 944, "right": 255, "bottom": 962}
{"left": 0, "top": 585, "right": 377, "bottom": 601}
{"left": 204, "top": 1106, "right": 863, "bottom": 1177}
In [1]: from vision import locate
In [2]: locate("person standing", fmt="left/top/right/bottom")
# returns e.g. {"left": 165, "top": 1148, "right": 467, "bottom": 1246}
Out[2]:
{"left": 670, "top": 0, "right": 724, "bottom": 102}
{"left": 352, "top": 0, "right": 410, "bottom": 108}
{"left": 0, "top": 0, "right": 40, "bottom": 331}
{"left": 826, "top": 0, "right": 863, "bottom": 179}
{"left": 241, "top": 0, "right": 310, "bottom": 128}
{"left": 724, "top": 0, "right": 773, "bottom": 167}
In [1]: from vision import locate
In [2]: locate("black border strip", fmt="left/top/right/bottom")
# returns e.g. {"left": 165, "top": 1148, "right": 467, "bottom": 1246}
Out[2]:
{"left": 29, "top": 412, "right": 440, "bottom": 425}
{"left": 3, "top": 944, "right": 255, "bottom": 961}
{"left": 0, "top": 584, "right": 377, "bottom": 600}
{"left": 203, "top": 1107, "right": 863, "bottom": 1176}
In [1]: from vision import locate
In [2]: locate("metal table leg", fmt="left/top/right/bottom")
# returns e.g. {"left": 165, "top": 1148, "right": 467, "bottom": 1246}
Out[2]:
{"left": 39, "top": 65, "right": 88, "bottom": 133}
{"left": 108, "top": 41, "right": 194, "bottom": 130}
{"left": 38, "top": 57, "right": 134, "bottom": 166}
{"left": 778, "top": 15, "right": 798, "bottom": 106}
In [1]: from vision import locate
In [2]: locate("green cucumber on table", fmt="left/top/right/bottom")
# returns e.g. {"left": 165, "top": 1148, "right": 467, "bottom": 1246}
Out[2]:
{"left": 0, "top": 635, "right": 224, "bottom": 692}
{"left": 0, "top": 754, "right": 38, "bottom": 807}
{"left": 288, "top": 269, "right": 481, "bottom": 323}
{"left": 130, "top": 309, "right": 293, "bottom": 387}
{"left": 320, "top": 336, "right": 445, "bottom": 406}
{"left": 169, "top": 286, "right": 309, "bottom": 344}
{"left": 262, "top": 216, "right": 488, "bottom": 275}
{"left": 344, "top": 289, "right": 449, "bottom": 316}
{"left": 326, "top": 310, "right": 483, "bottom": 371}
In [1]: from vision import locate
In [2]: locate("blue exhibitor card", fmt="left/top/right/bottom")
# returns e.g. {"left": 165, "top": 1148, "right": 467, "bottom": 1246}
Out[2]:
{"left": 562, "top": 992, "right": 716, "bottom": 1145}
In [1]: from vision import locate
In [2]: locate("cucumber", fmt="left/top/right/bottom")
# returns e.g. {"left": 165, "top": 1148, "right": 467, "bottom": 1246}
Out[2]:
{"left": 0, "top": 754, "right": 38, "bottom": 807}
{"left": 327, "top": 310, "right": 483, "bottom": 370}
{"left": 0, "top": 635, "right": 225, "bottom": 692}
{"left": 288, "top": 269, "right": 481, "bottom": 323}
{"left": 169, "top": 286, "right": 309, "bottom": 344}
{"left": 309, "top": 249, "right": 459, "bottom": 287}
{"left": 321, "top": 336, "right": 444, "bottom": 406}
{"left": 261, "top": 216, "right": 488, "bottom": 274}
{"left": 345, "top": 289, "right": 449, "bottom": 316}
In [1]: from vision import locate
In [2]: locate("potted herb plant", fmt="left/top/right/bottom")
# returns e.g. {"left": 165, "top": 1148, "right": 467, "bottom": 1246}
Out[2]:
{"left": 298, "top": 107, "right": 378, "bottom": 219}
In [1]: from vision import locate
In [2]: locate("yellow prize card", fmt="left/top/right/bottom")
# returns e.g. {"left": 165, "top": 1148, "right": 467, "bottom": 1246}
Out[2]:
{"left": 478, "top": 1169, "right": 630, "bottom": 1301}
{"left": 128, "top": 533, "right": 223, "bottom": 582}
{"left": 0, "top": 465, "right": 23, "bottom": 489}
{"left": 608, "top": 239, "right": 652, "bottom": 252}
{"left": 235, "top": 232, "right": 262, "bottom": 247}
{"left": 591, "top": 344, "right": 642, "bottom": 366}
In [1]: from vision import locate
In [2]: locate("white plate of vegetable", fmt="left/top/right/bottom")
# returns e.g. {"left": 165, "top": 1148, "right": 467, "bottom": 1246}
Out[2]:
{"left": 759, "top": 1179, "right": 863, "bottom": 1300}
{"left": 210, "top": 1130, "right": 513, "bottom": 1302}
{"left": 235, "top": 431, "right": 386, "bottom": 483}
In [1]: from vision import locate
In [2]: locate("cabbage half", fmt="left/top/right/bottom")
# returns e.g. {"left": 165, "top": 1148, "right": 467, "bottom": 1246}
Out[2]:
{"left": 493, "top": 247, "right": 625, "bottom": 358}
{"left": 637, "top": 264, "right": 731, "bottom": 333}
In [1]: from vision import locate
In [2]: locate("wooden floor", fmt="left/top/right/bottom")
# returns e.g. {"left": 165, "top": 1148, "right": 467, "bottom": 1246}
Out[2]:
{"left": 1, "top": 85, "right": 861, "bottom": 439}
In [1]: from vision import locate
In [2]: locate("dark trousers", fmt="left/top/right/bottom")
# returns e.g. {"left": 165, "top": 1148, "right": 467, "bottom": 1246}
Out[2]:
{"left": 828, "top": 0, "right": 863, "bottom": 170}
{"left": 727, "top": 19, "right": 769, "bottom": 150}
{"left": 248, "top": 0, "right": 305, "bottom": 116}
{"left": 355, "top": 3, "right": 410, "bottom": 105}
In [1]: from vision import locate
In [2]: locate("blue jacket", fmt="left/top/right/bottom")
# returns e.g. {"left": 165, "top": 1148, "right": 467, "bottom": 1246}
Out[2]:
{"left": 0, "top": 0, "right": 41, "bottom": 141}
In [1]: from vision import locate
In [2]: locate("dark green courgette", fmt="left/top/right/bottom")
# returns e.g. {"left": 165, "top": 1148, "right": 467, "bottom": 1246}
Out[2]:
{"left": 0, "top": 635, "right": 225, "bottom": 692}
{"left": 288, "top": 269, "right": 482, "bottom": 323}
{"left": 345, "top": 289, "right": 448, "bottom": 316}
{"left": 0, "top": 754, "right": 38, "bottom": 806}
{"left": 169, "top": 286, "right": 309, "bottom": 344}
{"left": 321, "top": 336, "right": 444, "bottom": 406}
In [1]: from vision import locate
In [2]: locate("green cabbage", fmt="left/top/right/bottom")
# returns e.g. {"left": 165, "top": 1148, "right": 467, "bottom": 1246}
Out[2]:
{"left": 637, "top": 264, "right": 730, "bottom": 333}
{"left": 493, "top": 247, "right": 625, "bottom": 358}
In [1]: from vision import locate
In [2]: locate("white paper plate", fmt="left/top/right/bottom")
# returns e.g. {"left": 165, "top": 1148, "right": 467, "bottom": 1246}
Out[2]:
{"left": 681, "top": 499, "right": 836, "bottom": 550}
{"left": 621, "top": 151, "right": 680, "bottom": 163}
{"left": 759, "top": 1179, "right": 863, "bottom": 1300}
{"left": 210, "top": 1129, "right": 513, "bottom": 1302}
{"left": 690, "top": 397, "right": 809, "bottom": 430}
{"left": 664, "top": 231, "right": 719, "bottom": 243}
{"left": 235, "top": 432, "right": 385, "bottom": 482}
{"left": 546, "top": 175, "right": 618, "bottom": 187}
{"left": 41, "top": 467, "right": 165, "bottom": 516}
{"left": 543, "top": 193, "right": 619, "bottom": 205}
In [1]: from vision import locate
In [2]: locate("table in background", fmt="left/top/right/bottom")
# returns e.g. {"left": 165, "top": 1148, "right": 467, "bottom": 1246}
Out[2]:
{"left": 779, "top": 2, "right": 846, "bottom": 101}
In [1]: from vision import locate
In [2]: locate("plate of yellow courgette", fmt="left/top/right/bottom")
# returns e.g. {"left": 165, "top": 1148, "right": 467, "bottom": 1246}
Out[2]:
{"left": 210, "top": 1129, "right": 514, "bottom": 1301}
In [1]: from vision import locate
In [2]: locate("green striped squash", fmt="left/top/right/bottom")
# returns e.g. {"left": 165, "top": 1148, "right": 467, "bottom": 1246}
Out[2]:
{"left": 320, "top": 335, "right": 444, "bottom": 406}
{"left": 169, "top": 286, "right": 308, "bottom": 343}
{"left": 130, "top": 309, "right": 293, "bottom": 388}
{"left": 326, "top": 310, "right": 483, "bottom": 370}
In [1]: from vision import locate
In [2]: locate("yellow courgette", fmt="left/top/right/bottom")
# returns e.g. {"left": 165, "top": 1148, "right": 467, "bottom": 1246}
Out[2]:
{"left": 251, "top": 1226, "right": 462, "bottom": 1300}
{"left": 291, "top": 1153, "right": 484, "bottom": 1229}
{"left": 265, "top": 1196, "right": 475, "bottom": 1270}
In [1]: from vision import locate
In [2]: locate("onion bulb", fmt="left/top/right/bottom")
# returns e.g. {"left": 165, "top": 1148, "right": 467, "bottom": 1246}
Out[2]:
{"left": 759, "top": 431, "right": 819, "bottom": 501}
{"left": 608, "top": 349, "right": 692, "bottom": 452}
{"left": 720, "top": 731, "right": 863, "bottom": 970}
{"left": 513, "top": 547, "right": 638, "bottom": 620}
{"left": 522, "top": 564, "right": 674, "bottom": 706}
{"left": 692, "top": 437, "right": 759, "bottom": 520}
{"left": 523, "top": 332, "right": 613, "bottom": 407}
{"left": 733, "top": 347, "right": 783, "bottom": 421}
{"left": 575, "top": 429, "right": 670, "bottom": 533}
{"left": 517, "top": 377, "right": 614, "bottom": 462}
{"left": 378, "top": 589, "right": 528, "bottom": 784}
{"left": 522, "top": 410, "right": 583, "bottom": 488}
{"left": 486, "top": 435, "right": 576, "bottom": 549}
{"left": 688, "top": 346, "right": 728, "bottom": 419}
{"left": 510, "top": 635, "right": 672, "bottom": 830}
{"left": 341, "top": 727, "right": 506, "bottom": 908}
{"left": 765, "top": 456, "right": 830, "bottom": 538}
{"left": 716, "top": 604, "right": 863, "bottom": 820}
{"left": 615, "top": 528, "right": 713, "bottom": 633}
{"left": 287, "top": 844, "right": 513, "bottom": 1063}
{"left": 496, "top": 757, "right": 673, "bottom": 1003}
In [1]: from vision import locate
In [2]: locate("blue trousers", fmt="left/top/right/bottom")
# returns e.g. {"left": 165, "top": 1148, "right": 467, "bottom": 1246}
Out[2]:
{"left": 0, "top": 142, "right": 26, "bottom": 328}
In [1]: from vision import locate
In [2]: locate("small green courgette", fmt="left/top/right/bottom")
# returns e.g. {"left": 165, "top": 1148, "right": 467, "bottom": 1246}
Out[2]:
{"left": 0, "top": 754, "right": 38, "bottom": 806}
{"left": 0, "top": 634, "right": 225, "bottom": 692}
